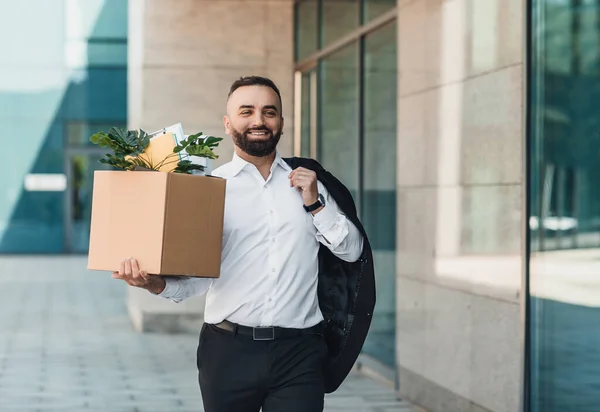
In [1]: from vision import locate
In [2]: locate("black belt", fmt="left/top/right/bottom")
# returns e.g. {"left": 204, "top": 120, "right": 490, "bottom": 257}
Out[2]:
{"left": 213, "top": 320, "right": 324, "bottom": 341}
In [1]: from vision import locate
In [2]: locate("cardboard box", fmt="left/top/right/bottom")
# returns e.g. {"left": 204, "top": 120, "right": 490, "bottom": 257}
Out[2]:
{"left": 87, "top": 170, "right": 225, "bottom": 277}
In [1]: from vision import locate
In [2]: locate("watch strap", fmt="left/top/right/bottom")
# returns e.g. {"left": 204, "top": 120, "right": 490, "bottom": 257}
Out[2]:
{"left": 303, "top": 199, "right": 323, "bottom": 212}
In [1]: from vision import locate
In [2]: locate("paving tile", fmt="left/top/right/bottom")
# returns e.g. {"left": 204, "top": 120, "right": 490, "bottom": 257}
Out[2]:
{"left": 0, "top": 257, "right": 421, "bottom": 412}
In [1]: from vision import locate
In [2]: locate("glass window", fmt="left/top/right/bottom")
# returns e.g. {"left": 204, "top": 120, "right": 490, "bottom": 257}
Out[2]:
{"left": 529, "top": 1, "right": 600, "bottom": 411}
{"left": 0, "top": 0, "right": 127, "bottom": 253}
{"left": 66, "top": 121, "right": 127, "bottom": 147}
{"left": 360, "top": 22, "right": 397, "bottom": 367}
{"left": 321, "top": 0, "right": 360, "bottom": 49}
{"left": 295, "top": 0, "right": 319, "bottom": 61}
{"left": 300, "top": 72, "right": 313, "bottom": 158}
{"left": 66, "top": 151, "right": 113, "bottom": 253}
{"left": 362, "top": 0, "right": 396, "bottom": 24}
{"left": 318, "top": 44, "right": 360, "bottom": 200}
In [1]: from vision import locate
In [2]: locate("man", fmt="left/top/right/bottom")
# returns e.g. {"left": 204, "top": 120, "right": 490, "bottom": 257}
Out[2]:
{"left": 112, "top": 76, "right": 375, "bottom": 412}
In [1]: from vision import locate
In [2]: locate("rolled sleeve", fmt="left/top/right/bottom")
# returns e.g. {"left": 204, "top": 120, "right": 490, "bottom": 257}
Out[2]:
{"left": 310, "top": 184, "right": 363, "bottom": 262}
{"left": 153, "top": 277, "right": 183, "bottom": 303}
{"left": 311, "top": 203, "right": 340, "bottom": 234}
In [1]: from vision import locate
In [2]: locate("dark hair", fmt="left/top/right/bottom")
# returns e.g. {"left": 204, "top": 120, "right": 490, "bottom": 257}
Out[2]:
{"left": 227, "top": 76, "right": 283, "bottom": 112}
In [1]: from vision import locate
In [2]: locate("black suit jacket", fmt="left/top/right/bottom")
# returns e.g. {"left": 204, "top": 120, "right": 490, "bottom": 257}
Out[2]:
{"left": 283, "top": 156, "right": 376, "bottom": 393}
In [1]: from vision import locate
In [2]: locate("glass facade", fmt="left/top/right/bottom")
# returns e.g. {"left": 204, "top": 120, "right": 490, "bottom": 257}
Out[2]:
{"left": 319, "top": 44, "right": 361, "bottom": 199}
{"left": 529, "top": 0, "right": 600, "bottom": 411}
{"left": 294, "top": 0, "right": 397, "bottom": 368}
{"left": 0, "top": 0, "right": 127, "bottom": 253}
{"left": 362, "top": 0, "right": 396, "bottom": 23}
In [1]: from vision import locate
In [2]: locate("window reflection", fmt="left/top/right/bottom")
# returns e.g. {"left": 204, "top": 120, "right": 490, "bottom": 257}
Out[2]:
{"left": 295, "top": 0, "right": 319, "bottom": 61}
{"left": 319, "top": 44, "right": 360, "bottom": 199}
{"left": 321, "top": 0, "right": 360, "bottom": 48}
{"left": 361, "top": 22, "right": 397, "bottom": 367}
{"left": 529, "top": 1, "right": 600, "bottom": 411}
{"left": 0, "top": 0, "right": 127, "bottom": 253}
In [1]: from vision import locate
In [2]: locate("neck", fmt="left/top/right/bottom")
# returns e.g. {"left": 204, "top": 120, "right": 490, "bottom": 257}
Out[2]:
{"left": 235, "top": 147, "right": 276, "bottom": 179}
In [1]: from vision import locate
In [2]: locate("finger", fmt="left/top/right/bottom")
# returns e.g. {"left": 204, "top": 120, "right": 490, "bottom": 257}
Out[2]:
{"left": 292, "top": 170, "right": 315, "bottom": 180}
{"left": 139, "top": 270, "right": 149, "bottom": 282}
{"left": 112, "top": 271, "right": 123, "bottom": 279}
{"left": 291, "top": 176, "right": 310, "bottom": 188}
{"left": 290, "top": 177, "right": 303, "bottom": 190}
{"left": 119, "top": 259, "right": 126, "bottom": 276}
{"left": 130, "top": 258, "right": 140, "bottom": 279}
{"left": 124, "top": 258, "right": 133, "bottom": 277}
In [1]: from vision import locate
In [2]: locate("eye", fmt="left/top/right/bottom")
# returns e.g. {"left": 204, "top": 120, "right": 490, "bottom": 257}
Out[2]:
{"left": 265, "top": 111, "right": 276, "bottom": 117}
{"left": 240, "top": 110, "right": 251, "bottom": 115}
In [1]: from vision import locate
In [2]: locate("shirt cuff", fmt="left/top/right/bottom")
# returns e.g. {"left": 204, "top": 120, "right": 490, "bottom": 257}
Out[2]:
{"left": 153, "top": 276, "right": 180, "bottom": 299}
{"left": 311, "top": 203, "right": 339, "bottom": 233}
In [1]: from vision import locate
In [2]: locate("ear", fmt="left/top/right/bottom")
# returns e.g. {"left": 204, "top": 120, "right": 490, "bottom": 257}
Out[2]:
{"left": 223, "top": 115, "right": 232, "bottom": 135}
{"left": 281, "top": 116, "right": 284, "bottom": 135}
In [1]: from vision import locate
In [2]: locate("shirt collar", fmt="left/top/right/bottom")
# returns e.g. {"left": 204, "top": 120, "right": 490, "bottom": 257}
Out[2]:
{"left": 230, "top": 151, "right": 291, "bottom": 177}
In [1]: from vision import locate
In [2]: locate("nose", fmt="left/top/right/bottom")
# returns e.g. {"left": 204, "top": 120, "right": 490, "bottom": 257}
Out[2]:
{"left": 250, "top": 112, "right": 266, "bottom": 128}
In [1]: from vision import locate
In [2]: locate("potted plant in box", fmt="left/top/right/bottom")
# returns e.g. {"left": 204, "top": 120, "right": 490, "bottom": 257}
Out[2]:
{"left": 89, "top": 127, "right": 223, "bottom": 173}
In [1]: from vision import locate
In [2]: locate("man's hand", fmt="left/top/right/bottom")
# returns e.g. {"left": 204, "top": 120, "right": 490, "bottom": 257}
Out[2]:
{"left": 112, "top": 257, "right": 166, "bottom": 295}
{"left": 289, "top": 168, "right": 323, "bottom": 214}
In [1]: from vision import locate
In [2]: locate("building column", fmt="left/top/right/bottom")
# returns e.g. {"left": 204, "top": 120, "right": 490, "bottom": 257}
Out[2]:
{"left": 395, "top": 0, "right": 525, "bottom": 411}
{"left": 127, "top": 0, "right": 295, "bottom": 333}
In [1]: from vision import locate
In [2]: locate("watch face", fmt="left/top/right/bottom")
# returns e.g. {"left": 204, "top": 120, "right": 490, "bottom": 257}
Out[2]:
{"left": 318, "top": 193, "right": 325, "bottom": 205}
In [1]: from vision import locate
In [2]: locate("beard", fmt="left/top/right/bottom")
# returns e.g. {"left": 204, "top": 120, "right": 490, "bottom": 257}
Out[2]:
{"left": 231, "top": 125, "right": 281, "bottom": 157}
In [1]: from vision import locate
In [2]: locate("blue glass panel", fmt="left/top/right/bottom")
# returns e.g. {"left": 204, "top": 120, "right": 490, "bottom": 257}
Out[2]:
{"left": 529, "top": 1, "right": 600, "bottom": 411}
{"left": 0, "top": 0, "right": 127, "bottom": 253}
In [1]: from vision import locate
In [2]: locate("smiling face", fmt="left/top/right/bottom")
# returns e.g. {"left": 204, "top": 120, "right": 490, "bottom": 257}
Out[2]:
{"left": 224, "top": 85, "right": 284, "bottom": 157}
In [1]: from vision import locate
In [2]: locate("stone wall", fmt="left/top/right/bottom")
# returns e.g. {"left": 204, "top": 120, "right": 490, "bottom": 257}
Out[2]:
{"left": 395, "top": 0, "right": 524, "bottom": 411}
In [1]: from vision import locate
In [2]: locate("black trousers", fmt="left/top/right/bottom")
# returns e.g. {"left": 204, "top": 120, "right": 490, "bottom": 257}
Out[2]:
{"left": 197, "top": 323, "right": 327, "bottom": 412}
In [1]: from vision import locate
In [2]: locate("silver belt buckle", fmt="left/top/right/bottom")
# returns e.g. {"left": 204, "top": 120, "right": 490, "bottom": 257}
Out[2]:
{"left": 253, "top": 326, "right": 275, "bottom": 341}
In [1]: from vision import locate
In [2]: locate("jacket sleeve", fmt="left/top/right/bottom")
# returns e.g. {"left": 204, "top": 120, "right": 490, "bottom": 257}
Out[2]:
{"left": 311, "top": 181, "right": 364, "bottom": 262}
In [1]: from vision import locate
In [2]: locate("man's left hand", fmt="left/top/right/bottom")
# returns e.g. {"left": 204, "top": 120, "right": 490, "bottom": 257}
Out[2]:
{"left": 289, "top": 167, "right": 321, "bottom": 211}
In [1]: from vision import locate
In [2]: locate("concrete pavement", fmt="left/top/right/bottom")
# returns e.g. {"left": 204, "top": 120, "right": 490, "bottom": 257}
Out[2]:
{"left": 0, "top": 257, "right": 421, "bottom": 411}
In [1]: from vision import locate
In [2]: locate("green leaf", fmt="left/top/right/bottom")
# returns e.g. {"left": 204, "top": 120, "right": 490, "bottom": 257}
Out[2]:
{"left": 203, "top": 136, "right": 223, "bottom": 147}
{"left": 90, "top": 132, "right": 112, "bottom": 147}
{"left": 173, "top": 159, "right": 206, "bottom": 174}
{"left": 185, "top": 145, "right": 219, "bottom": 159}
{"left": 187, "top": 132, "right": 204, "bottom": 140}
{"left": 139, "top": 129, "right": 150, "bottom": 148}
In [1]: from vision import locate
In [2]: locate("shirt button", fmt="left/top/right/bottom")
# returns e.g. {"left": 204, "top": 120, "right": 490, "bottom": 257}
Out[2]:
{"left": 271, "top": 237, "right": 276, "bottom": 242}
{"left": 272, "top": 268, "right": 275, "bottom": 272}
{"left": 268, "top": 298, "right": 272, "bottom": 302}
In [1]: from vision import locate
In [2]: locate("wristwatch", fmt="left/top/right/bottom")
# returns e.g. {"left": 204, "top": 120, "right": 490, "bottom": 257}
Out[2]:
{"left": 303, "top": 193, "right": 325, "bottom": 213}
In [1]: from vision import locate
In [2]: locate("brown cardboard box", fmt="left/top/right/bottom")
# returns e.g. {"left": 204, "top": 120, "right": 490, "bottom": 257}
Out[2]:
{"left": 87, "top": 170, "right": 225, "bottom": 277}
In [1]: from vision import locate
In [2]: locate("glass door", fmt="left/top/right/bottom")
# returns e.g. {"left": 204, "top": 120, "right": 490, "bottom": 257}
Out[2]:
{"left": 64, "top": 148, "right": 112, "bottom": 253}
{"left": 293, "top": 22, "right": 397, "bottom": 370}
{"left": 294, "top": 70, "right": 318, "bottom": 158}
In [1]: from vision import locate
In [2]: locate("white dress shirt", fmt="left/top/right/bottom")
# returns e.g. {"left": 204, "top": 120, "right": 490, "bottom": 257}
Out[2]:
{"left": 157, "top": 152, "right": 364, "bottom": 329}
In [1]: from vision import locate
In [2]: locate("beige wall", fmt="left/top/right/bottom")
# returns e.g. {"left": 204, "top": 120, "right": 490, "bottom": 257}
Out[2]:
{"left": 127, "top": 0, "right": 295, "bottom": 332}
{"left": 129, "top": 0, "right": 295, "bottom": 169}
{"left": 395, "top": 0, "right": 524, "bottom": 411}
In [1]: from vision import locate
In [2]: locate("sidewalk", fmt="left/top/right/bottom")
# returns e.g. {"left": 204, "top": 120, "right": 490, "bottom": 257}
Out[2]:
{"left": 0, "top": 257, "right": 420, "bottom": 411}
